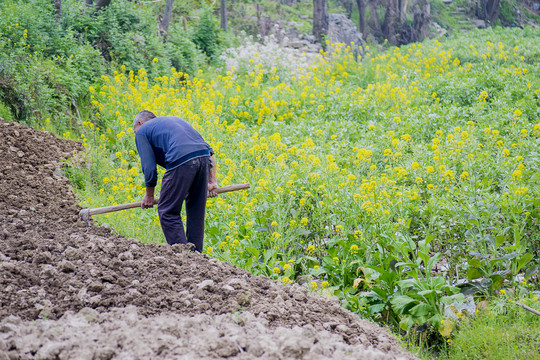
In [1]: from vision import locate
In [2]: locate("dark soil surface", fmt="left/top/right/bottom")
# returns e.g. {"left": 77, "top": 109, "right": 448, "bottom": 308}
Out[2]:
{"left": 0, "top": 120, "right": 416, "bottom": 359}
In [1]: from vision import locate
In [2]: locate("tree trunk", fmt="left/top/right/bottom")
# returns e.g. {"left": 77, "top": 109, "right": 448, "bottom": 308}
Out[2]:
{"left": 398, "top": 0, "right": 408, "bottom": 22}
{"left": 485, "top": 0, "right": 500, "bottom": 23}
{"left": 411, "top": 0, "right": 430, "bottom": 42}
{"left": 220, "top": 0, "right": 227, "bottom": 31}
{"left": 313, "top": 0, "right": 329, "bottom": 43}
{"left": 367, "top": 0, "right": 383, "bottom": 41}
{"left": 342, "top": 0, "right": 353, "bottom": 18}
{"left": 356, "top": 0, "right": 366, "bottom": 34}
{"left": 53, "top": 0, "right": 61, "bottom": 21}
{"left": 478, "top": 0, "right": 500, "bottom": 23}
{"left": 382, "top": 0, "right": 399, "bottom": 44}
{"left": 160, "top": 0, "right": 175, "bottom": 35}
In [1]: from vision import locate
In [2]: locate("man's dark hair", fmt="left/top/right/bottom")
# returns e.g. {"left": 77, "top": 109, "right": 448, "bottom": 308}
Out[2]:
{"left": 133, "top": 110, "right": 157, "bottom": 128}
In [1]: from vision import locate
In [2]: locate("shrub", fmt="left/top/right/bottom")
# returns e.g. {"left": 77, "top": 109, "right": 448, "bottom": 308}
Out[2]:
{"left": 192, "top": 7, "right": 220, "bottom": 60}
{"left": 168, "top": 23, "right": 202, "bottom": 74}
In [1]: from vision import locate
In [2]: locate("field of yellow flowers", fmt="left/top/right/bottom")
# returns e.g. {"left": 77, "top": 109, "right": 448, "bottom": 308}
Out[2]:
{"left": 73, "top": 27, "right": 540, "bottom": 343}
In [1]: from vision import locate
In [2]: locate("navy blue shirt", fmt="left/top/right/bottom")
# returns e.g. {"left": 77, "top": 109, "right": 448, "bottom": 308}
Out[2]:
{"left": 135, "top": 116, "right": 213, "bottom": 187}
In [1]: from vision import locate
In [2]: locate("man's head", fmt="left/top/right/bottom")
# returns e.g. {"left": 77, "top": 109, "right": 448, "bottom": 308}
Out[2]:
{"left": 133, "top": 110, "right": 156, "bottom": 133}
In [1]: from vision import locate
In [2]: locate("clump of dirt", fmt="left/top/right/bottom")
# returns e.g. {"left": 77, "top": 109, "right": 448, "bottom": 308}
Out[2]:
{"left": 0, "top": 119, "right": 416, "bottom": 359}
{"left": 1, "top": 307, "right": 396, "bottom": 360}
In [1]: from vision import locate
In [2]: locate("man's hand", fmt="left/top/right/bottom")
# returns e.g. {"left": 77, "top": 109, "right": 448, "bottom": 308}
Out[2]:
{"left": 141, "top": 194, "right": 155, "bottom": 208}
{"left": 141, "top": 186, "right": 155, "bottom": 209}
{"left": 208, "top": 155, "right": 218, "bottom": 198}
{"left": 208, "top": 182, "right": 218, "bottom": 198}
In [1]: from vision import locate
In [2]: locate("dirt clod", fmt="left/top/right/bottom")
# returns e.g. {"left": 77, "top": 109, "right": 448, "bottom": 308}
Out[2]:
{"left": 0, "top": 120, "right": 416, "bottom": 359}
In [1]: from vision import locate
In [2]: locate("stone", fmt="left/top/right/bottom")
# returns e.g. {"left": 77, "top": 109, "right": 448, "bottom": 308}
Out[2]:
{"left": 197, "top": 279, "right": 214, "bottom": 291}
{"left": 474, "top": 19, "right": 487, "bottom": 28}
{"left": 328, "top": 13, "right": 364, "bottom": 46}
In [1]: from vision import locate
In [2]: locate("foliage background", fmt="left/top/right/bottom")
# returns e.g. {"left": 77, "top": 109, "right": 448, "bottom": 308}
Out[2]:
{"left": 1, "top": 0, "right": 539, "bottom": 358}
{"left": 76, "top": 27, "right": 540, "bottom": 355}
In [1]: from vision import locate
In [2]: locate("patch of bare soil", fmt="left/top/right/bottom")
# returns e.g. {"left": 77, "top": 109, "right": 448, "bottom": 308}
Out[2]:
{"left": 0, "top": 120, "right": 416, "bottom": 359}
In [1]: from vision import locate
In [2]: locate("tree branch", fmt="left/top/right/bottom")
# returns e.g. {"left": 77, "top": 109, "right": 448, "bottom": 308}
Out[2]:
{"left": 515, "top": 302, "right": 540, "bottom": 317}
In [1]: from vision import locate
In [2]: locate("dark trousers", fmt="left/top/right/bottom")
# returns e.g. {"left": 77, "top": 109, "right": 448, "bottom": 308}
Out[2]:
{"left": 158, "top": 156, "right": 209, "bottom": 252}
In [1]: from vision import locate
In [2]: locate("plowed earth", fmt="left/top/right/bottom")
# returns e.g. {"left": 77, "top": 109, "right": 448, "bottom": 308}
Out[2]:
{"left": 0, "top": 120, "right": 415, "bottom": 359}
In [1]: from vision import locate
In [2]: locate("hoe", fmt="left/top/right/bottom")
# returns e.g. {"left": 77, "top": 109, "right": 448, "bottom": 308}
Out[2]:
{"left": 79, "top": 183, "right": 250, "bottom": 226}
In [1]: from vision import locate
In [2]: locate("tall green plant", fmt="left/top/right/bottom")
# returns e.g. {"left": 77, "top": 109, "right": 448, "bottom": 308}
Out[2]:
{"left": 192, "top": 8, "right": 220, "bottom": 59}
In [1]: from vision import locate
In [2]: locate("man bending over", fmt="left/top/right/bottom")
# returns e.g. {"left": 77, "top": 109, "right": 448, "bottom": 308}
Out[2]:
{"left": 133, "top": 110, "right": 218, "bottom": 252}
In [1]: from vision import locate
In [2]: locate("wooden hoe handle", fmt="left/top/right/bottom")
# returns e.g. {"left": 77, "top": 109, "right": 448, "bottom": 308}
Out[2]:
{"left": 80, "top": 183, "right": 250, "bottom": 220}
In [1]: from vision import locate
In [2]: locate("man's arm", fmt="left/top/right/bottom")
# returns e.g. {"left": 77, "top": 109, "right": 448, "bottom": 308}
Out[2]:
{"left": 208, "top": 155, "right": 218, "bottom": 197}
{"left": 142, "top": 186, "right": 155, "bottom": 209}
{"left": 135, "top": 133, "right": 158, "bottom": 208}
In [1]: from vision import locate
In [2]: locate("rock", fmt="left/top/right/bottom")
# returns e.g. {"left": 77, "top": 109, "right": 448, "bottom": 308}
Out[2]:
{"left": 53, "top": 168, "right": 63, "bottom": 177}
{"left": 287, "top": 40, "right": 305, "bottom": 49}
{"left": 228, "top": 278, "right": 248, "bottom": 289}
{"left": 444, "top": 296, "right": 476, "bottom": 320}
{"left": 215, "top": 338, "right": 239, "bottom": 357}
{"left": 59, "top": 260, "right": 76, "bottom": 273}
{"left": 63, "top": 246, "right": 82, "bottom": 260}
{"left": 197, "top": 279, "right": 214, "bottom": 291}
{"left": 77, "top": 288, "right": 90, "bottom": 303}
{"left": 431, "top": 22, "right": 448, "bottom": 38}
{"left": 328, "top": 13, "right": 364, "bottom": 46}
{"left": 118, "top": 251, "right": 133, "bottom": 261}
{"left": 89, "top": 295, "right": 102, "bottom": 306}
{"left": 94, "top": 347, "right": 116, "bottom": 360}
{"left": 0, "top": 262, "right": 16, "bottom": 272}
{"left": 474, "top": 19, "right": 487, "bottom": 28}
{"left": 0, "top": 323, "right": 17, "bottom": 334}
{"left": 39, "top": 265, "right": 57, "bottom": 278}
{"left": 79, "top": 307, "right": 100, "bottom": 322}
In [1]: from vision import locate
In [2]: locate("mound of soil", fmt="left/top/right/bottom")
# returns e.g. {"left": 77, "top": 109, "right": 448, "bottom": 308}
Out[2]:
{"left": 0, "top": 120, "right": 415, "bottom": 359}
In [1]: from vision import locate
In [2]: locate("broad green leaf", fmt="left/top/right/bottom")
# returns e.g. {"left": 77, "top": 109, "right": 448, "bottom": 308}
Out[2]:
{"left": 525, "top": 265, "right": 538, "bottom": 279}
{"left": 418, "top": 251, "right": 430, "bottom": 268}
{"left": 322, "top": 256, "right": 336, "bottom": 267}
{"left": 440, "top": 293, "right": 464, "bottom": 305}
{"left": 390, "top": 295, "right": 417, "bottom": 313}
{"left": 488, "top": 274, "right": 504, "bottom": 293}
{"left": 409, "top": 303, "right": 433, "bottom": 317}
{"left": 427, "top": 253, "right": 441, "bottom": 274}
{"left": 500, "top": 252, "right": 518, "bottom": 260}
{"left": 467, "top": 258, "right": 482, "bottom": 268}
{"left": 495, "top": 235, "right": 506, "bottom": 247}
{"left": 469, "top": 251, "right": 489, "bottom": 259}
{"left": 369, "top": 303, "right": 386, "bottom": 314}
{"left": 517, "top": 253, "right": 533, "bottom": 273}
{"left": 458, "top": 282, "right": 485, "bottom": 296}
{"left": 417, "top": 289, "right": 436, "bottom": 297}
{"left": 309, "top": 267, "right": 326, "bottom": 276}
{"left": 397, "top": 278, "right": 417, "bottom": 290}
{"left": 246, "top": 247, "right": 259, "bottom": 257}
{"left": 399, "top": 316, "right": 413, "bottom": 331}
{"left": 429, "top": 314, "right": 444, "bottom": 329}
{"left": 466, "top": 268, "right": 482, "bottom": 280}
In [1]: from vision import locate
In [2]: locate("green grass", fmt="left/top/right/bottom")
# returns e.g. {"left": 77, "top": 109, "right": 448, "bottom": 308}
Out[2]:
{"left": 444, "top": 302, "right": 540, "bottom": 359}
{"left": 0, "top": 101, "right": 14, "bottom": 122}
